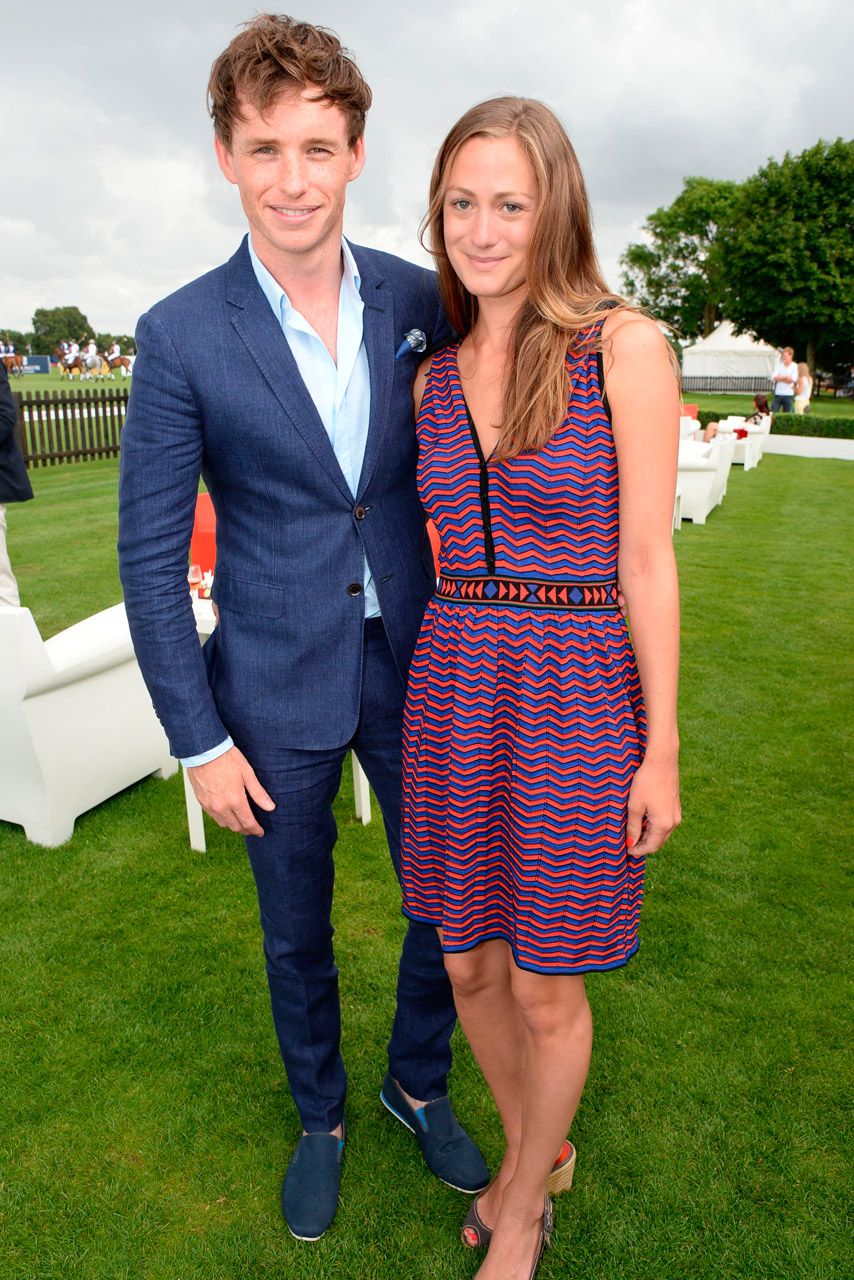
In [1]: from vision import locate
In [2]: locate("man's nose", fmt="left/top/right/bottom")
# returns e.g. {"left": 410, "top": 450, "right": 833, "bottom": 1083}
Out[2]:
{"left": 276, "top": 157, "right": 309, "bottom": 197}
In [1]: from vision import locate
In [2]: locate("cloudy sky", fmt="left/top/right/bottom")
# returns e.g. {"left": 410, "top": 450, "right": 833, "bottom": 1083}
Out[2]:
{"left": 2, "top": 0, "right": 852, "bottom": 337}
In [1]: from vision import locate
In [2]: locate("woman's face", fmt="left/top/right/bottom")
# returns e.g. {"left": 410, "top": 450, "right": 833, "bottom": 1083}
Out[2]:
{"left": 442, "top": 134, "right": 539, "bottom": 307}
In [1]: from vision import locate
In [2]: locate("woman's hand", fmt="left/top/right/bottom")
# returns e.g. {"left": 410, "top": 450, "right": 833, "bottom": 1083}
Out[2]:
{"left": 626, "top": 754, "right": 681, "bottom": 857}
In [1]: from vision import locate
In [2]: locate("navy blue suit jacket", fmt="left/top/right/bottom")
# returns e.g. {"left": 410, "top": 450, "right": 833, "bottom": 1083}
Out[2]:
{"left": 0, "top": 363, "right": 34, "bottom": 504}
{"left": 118, "top": 237, "right": 447, "bottom": 759}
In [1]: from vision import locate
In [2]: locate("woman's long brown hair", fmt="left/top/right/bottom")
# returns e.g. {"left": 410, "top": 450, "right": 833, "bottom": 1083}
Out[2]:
{"left": 421, "top": 97, "right": 630, "bottom": 459}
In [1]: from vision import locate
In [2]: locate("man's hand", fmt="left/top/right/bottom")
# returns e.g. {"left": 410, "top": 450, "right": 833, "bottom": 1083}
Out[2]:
{"left": 187, "top": 746, "right": 275, "bottom": 837}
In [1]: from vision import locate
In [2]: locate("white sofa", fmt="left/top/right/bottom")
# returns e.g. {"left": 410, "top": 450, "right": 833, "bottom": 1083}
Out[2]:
{"left": 677, "top": 435, "right": 736, "bottom": 524}
{"left": 0, "top": 604, "right": 177, "bottom": 846}
{"left": 717, "top": 414, "right": 772, "bottom": 466}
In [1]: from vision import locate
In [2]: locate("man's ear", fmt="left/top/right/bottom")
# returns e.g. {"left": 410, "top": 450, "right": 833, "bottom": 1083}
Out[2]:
{"left": 215, "top": 135, "right": 237, "bottom": 185}
{"left": 348, "top": 134, "right": 366, "bottom": 184}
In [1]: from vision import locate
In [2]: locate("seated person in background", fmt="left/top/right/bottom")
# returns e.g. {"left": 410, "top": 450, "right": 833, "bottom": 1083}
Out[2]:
{"left": 746, "top": 393, "right": 771, "bottom": 423}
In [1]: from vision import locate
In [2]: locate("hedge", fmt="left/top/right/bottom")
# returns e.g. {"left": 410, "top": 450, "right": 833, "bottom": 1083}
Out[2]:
{"left": 695, "top": 410, "right": 854, "bottom": 440}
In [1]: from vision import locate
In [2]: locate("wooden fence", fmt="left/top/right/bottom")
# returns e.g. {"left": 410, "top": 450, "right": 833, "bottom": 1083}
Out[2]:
{"left": 12, "top": 387, "right": 130, "bottom": 467}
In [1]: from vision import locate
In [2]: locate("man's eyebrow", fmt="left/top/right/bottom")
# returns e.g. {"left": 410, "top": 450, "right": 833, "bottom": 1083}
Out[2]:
{"left": 241, "top": 134, "right": 341, "bottom": 148}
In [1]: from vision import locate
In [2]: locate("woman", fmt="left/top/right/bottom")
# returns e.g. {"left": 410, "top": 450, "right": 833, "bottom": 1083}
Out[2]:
{"left": 399, "top": 98, "right": 681, "bottom": 1279}
{"left": 746, "top": 393, "right": 771, "bottom": 423}
{"left": 794, "top": 362, "right": 813, "bottom": 414}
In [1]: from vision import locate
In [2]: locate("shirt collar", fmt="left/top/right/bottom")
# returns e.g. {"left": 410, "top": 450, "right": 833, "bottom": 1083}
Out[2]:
{"left": 247, "top": 236, "right": 362, "bottom": 327}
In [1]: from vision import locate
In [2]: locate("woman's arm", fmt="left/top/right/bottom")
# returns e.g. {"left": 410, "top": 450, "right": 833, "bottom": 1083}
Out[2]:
{"left": 603, "top": 312, "right": 682, "bottom": 856}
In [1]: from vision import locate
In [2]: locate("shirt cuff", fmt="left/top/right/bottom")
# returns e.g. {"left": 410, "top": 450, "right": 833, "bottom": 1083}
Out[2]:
{"left": 180, "top": 736, "right": 234, "bottom": 768}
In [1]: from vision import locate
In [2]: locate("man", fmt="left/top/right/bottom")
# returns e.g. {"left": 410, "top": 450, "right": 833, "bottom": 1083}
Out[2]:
{"left": 770, "top": 346, "right": 798, "bottom": 413}
{"left": 0, "top": 360, "right": 34, "bottom": 606}
{"left": 118, "top": 15, "right": 487, "bottom": 1243}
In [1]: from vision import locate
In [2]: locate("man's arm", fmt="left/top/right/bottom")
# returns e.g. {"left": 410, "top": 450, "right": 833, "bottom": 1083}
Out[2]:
{"left": 118, "top": 310, "right": 226, "bottom": 758}
{"left": 118, "top": 311, "right": 274, "bottom": 835}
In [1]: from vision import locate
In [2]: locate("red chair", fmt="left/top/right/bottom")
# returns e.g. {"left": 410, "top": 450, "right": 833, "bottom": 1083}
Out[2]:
{"left": 190, "top": 493, "right": 217, "bottom": 575}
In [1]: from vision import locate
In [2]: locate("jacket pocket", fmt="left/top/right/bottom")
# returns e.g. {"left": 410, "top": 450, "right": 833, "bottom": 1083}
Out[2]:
{"left": 212, "top": 571, "right": 285, "bottom": 619}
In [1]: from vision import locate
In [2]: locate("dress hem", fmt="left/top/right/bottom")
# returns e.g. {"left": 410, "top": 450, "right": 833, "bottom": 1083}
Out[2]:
{"left": 402, "top": 908, "right": 640, "bottom": 975}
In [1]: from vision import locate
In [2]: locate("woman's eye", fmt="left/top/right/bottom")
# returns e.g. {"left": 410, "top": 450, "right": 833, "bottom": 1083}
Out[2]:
{"left": 452, "top": 199, "right": 471, "bottom": 211}
{"left": 503, "top": 203, "right": 522, "bottom": 214}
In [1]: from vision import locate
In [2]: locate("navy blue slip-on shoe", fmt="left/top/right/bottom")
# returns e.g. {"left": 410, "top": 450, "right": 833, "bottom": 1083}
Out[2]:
{"left": 281, "top": 1131, "right": 344, "bottom": 1241}
{"left": 380, "top": 1072, "right": 489, "bottom": 1193}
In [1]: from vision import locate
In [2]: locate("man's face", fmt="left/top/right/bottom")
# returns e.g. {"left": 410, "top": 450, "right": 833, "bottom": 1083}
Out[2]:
{"left": 782, "top": 351, "right": 793, "bottom": 364}
{"left": 215, "top": 87, "right": 365, "bottom": 273}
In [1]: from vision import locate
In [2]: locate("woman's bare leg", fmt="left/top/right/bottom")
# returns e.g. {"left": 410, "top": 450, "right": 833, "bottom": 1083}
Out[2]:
{"left": 443, "top": 940, "right": 525, "bottom": 1221}
{"left": 474, "top": 968, "right": 593, "bottom": 1280}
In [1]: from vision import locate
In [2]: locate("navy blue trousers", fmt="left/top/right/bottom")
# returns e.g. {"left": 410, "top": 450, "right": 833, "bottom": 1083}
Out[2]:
{"left": 243, "top": 618, "right": 456, "bottom": 1132}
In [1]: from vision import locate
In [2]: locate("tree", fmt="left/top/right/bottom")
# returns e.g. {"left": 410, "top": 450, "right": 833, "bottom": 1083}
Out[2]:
{"left": 620, "top": 177, "right": 740, "bottom": 340}
{"left": 719, "top": 139, "right": 854, "bottom": 373}
{"left": 31, "top": 306, "right": 93, "bottom": 354}
{"left": 0, "top": 328, "right": 32, "bottom": 351}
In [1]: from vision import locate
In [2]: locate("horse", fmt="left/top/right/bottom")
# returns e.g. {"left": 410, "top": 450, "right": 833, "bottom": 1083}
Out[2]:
{"left": 83, "top": 353, "right": 110, "bottom": 380}
{"left": 1, "top": 353, "right": 24, "bottom": 376}
{"left": 108, "top": 355, "right": 133, "bottom": 376}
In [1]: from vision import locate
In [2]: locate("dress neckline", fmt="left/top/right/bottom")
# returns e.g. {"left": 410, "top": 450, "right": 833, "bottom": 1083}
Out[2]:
{"left": 449, "top": 342, "right": 499, "bottom": 467}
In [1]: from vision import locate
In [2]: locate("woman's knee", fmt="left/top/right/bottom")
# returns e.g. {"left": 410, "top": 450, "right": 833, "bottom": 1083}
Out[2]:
{"left": 444, "top": 941, "right": 509, "bottom": 1000}
{"left": 512, "top": 972, "right": 591, "bottom": 1041}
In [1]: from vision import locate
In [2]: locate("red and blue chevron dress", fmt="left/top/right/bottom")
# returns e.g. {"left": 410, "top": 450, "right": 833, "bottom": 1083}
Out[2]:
{"left": 400, "top": 333, "right": 647, "bottom": 974}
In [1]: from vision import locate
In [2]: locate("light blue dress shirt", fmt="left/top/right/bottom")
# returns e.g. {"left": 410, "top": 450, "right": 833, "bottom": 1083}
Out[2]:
{"left": 182, "top": 237, "right": 377, "bottom": 768}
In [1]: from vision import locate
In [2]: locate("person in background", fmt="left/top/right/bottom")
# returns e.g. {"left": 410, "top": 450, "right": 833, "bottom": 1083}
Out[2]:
{"left": 746, "top": 393, "right": 771, "bottom": 422}
{"left": 770, "top": 347, "right": 797, "bottom": 413}
{"left": 0, "top": 360, "right": 34, "bottom": 606}
{"left": 794, "top": 362, "right": 813, "bottom": 414}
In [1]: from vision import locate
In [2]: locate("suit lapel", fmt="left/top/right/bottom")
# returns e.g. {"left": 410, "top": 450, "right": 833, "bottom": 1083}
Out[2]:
{"left": 355, "top": 251, "right": 394, "bottom": 500}
{"left": 225, "top": 239, "right": 351, "bottom": 500}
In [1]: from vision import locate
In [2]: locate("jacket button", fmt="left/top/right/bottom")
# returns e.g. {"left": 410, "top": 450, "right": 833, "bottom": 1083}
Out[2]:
{"left": 354, "top": 504, "right": 366, "bottom": 520}
{"left": 347, "top": 582, "right": 363, "bottom": 596}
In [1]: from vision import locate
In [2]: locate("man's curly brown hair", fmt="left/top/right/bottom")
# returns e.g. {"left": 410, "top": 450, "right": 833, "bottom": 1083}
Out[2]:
{"left": 208, "top": 14, "right": 372, "bottom": 148}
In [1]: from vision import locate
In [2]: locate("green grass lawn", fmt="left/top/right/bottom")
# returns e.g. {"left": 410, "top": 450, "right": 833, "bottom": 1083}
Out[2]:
{"left": 691, "top": 392, "right": 852, "bottom": 418}
{"left": 2, "top": 456, "right": 851, "bottom": 1279}
{"left": 12, "top": 374, "right": 854, "bottom": 423}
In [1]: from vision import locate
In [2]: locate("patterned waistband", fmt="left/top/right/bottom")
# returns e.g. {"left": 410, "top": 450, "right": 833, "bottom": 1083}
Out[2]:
{"left": 435, "top": 574, "right": 619, "bottom": 611}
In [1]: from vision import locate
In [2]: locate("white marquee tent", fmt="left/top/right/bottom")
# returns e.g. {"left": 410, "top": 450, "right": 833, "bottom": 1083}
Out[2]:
{"left": 682, "top": 321, "right": 779, "bottom": 380}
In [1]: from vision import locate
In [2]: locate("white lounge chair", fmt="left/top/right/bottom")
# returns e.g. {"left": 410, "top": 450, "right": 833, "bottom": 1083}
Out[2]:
{"left": 677, "top": 435, "right": 736, "bottom": 523}
{"left": 716, "top": 414, "right": 771, "bottom": 468}
{"left": 0, "top": 604, "right": 177, "bottom": 846}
